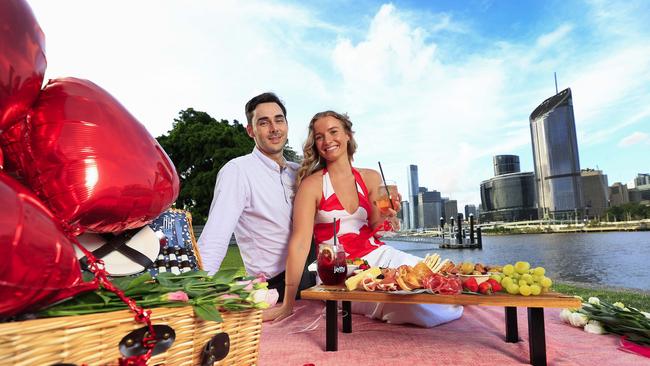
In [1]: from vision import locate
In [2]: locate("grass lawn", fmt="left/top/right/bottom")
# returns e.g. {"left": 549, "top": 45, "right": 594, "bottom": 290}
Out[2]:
{"left": 220, "top": 245, "right": 246, "bottom": 277}
{"left": 220, "top": 245, "right": 650, "bottom": 311}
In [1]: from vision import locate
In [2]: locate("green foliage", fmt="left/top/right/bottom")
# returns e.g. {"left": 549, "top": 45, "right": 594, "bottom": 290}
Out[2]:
{"left": 605, "top": 202, "right": 650, "bottom": 221}
{"left": 39, "top": 270, "right": 269, "bottom": 322}
{"left": 553, "top": 282, "right": 650, "bottom": 312}
{"left": 157, "top": 108, "right": 301, "bottom": 224}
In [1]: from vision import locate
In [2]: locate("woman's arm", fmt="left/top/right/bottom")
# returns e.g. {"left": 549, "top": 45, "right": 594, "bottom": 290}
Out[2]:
{"left": 360, "top": 169, "right": 385, "bottom": 229}
{"left": 262, "top": 174, "right": 320, "bottom": 322}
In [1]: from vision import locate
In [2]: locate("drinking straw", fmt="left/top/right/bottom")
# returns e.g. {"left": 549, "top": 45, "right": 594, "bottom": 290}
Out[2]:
{"left": 377, "top": 161, "right": 395, "bottom": 210}
{"left": 332, "top": 217, "right": 338, "bottom": 247}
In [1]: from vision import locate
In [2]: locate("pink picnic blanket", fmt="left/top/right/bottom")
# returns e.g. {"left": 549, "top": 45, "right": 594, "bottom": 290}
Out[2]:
{"left": 259, "top": 300, "right": 649, "bottom": 365}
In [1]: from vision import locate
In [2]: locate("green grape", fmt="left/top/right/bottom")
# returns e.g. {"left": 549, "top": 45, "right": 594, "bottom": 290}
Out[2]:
{"left": 506, "top": 283, "right": 519, "bottom": 295}
{"left": 532, "top": 275, "right": 541, "bottom": 283}
{"left": 501, "top": 277, "right": 514, "bottom": 288}
{"left": 519, "top": 284, "right": 531, "bottom": 296}
{"left": 514, "top": 261, "right": 530, "bottom": 274}
{"left": 530, "top": 284, "right": 542, "bottom": 296}
{"left": 521, "top": 273, "right": 534, "bottom": 285}
{"left": 518, "top": 279, "right": 528, "bottom": 287}
{"left": 539, "top": 276, "right": 552, "bottom": 288}
{"left": 511, "top": 272, "right": 521, "bottom": 280}
{"left": 490, "top": 274, "right": 502, "bottom": 283}
{"left": 502, "top": 264, "right": 514, "bottom": 276}
{"left": 532, "top": 267, "right": 546, "bottom": 276}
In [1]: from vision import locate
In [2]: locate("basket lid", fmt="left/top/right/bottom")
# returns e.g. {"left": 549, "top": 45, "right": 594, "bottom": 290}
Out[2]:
{"left": 75, "top": 226, "right": 161, "bottom": 276}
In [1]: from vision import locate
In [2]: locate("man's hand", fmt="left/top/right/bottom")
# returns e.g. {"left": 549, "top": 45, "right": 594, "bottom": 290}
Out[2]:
{"left": 262, "top": 303, "right": 293, "bottom": 322}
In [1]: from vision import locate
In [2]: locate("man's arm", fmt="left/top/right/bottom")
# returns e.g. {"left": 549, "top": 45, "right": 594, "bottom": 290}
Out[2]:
{"left": 197, "top": 162, "right": 248, "bottom": 274}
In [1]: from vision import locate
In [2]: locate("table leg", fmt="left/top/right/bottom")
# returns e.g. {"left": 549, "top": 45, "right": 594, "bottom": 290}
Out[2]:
{"left": 342, "top": 301, "right": 352, "bottom": 333}
{"left": 527, "top": 307, "right": 546, "bottom": 366}
{"left": 505, "top": 306, "right": 519, "bottom": 343}
{"left": 326, "top": 300, "right": 338, "bottom": 351}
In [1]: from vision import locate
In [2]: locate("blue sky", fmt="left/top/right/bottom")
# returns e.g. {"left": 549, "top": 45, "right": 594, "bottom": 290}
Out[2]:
{"left": 28, "top": 0, "right": 650, "bottom": 208}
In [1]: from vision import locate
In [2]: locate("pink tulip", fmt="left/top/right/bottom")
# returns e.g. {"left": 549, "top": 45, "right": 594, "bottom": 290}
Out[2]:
{"left": 166, "top": 291, "right": 189, "bottom": 302}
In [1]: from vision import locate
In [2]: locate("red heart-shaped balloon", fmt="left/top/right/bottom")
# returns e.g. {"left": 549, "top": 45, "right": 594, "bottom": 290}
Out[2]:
{"left": 0, "top": 0, "right": 46, "bottom": 132}
{"left": 0, "top": 171, "right": 96, "bottom": 317}
{"left": 4, "top": 77, "right": 179, "bottom": 233}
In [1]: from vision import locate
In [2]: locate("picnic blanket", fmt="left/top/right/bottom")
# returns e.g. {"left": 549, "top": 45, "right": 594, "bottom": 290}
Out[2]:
{"left": 260, "top": 299, "right": 649, "bottom": 365}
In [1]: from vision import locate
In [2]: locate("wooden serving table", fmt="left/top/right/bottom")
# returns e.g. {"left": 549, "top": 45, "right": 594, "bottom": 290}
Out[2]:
{"left": 301, "top": 285, "right": 581, "bottom": 366}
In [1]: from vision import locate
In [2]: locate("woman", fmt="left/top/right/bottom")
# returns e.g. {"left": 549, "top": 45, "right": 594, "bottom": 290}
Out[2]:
{"left": 263, "top": 111, "right": 462, "bottom": 327}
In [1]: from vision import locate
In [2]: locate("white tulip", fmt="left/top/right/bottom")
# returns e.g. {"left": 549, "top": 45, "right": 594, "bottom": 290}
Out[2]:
{"left": 584, "top": 320, "right": 606, "bottom": 335}
{"left": 569, "top": 312, "right": 589, "bottom": 327}
{"left": 559, "top": 308, "right": 574, "bottom": 323}
{"left": 613, "top": 302, "right": 629, "bottom": 311}
{"left": 587, "top": 297, "right": 600, "bottom": 305}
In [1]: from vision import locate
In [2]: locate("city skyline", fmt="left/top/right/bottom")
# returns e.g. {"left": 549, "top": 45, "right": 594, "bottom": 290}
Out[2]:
{"left": 28, "top": 0, "right": 650, "bottom": 209}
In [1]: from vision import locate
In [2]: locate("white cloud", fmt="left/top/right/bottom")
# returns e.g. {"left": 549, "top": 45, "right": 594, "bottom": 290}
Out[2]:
{"left": 536, "top": 24, "right": 574, "bottom": 49}
{"left": 618, "top": 131, "right": 649, "bottom": 147}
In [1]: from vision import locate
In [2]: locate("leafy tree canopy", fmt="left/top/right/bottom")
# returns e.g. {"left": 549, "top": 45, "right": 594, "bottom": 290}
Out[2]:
{"left": 157, "top": 108, "right": 301, "bottom": 224}
{"left": 605, "top": 202, "right": 650, "bottom": 221}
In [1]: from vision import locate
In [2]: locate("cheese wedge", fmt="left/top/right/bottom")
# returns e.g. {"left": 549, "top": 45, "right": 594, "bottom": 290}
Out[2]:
{"left": 344, "top": 266, "right": 381, "bottom": 291}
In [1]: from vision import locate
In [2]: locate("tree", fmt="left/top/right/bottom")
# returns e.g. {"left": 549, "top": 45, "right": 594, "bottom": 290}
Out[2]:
{"left": 157, "top": 108, "right": 301, "bottom": 224}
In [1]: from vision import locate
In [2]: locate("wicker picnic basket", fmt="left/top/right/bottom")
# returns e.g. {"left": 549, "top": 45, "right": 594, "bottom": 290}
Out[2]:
{"left": 0, "top": 209, "right": 263, "bottom": 365}
{"left": 0, "top": 307, "right": 262, "bottom": 365}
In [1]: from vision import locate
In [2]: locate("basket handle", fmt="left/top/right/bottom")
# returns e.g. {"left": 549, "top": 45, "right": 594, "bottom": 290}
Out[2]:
{"left": 201, "top": 332, "right": 230, "bottom": 365}
{"left": 119, "top": 324, "right": 176, "bottom": 358}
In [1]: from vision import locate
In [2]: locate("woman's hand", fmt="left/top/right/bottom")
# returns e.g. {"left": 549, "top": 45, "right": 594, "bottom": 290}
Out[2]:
{"left": 262, "top": 303, "right": 294, "bottom": 322}
{"left": 383, "top": 208, "right": 401, "bottom": 231}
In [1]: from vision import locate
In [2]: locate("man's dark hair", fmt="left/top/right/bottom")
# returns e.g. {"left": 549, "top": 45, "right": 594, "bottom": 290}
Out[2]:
{"left": 244, "top": 92, "right": 287, "bottom": 125}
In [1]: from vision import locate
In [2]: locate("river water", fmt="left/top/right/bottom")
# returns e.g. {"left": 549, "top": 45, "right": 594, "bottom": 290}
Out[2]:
{"left": 386, "top": 231, "right": 650, "bottom": 291}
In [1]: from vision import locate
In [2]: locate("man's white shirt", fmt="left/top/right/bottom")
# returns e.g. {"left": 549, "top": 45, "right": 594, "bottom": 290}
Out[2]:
{"left": 197, "top": 147, "right": 298, "bottom": 278}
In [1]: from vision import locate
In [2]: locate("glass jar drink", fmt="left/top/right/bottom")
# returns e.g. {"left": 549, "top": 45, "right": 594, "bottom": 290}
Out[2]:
{"left": 376, "top": 180, "right": 400, "bottom": 215}
{"left": 317, "top": 243, "right": 347, "bottom": 286}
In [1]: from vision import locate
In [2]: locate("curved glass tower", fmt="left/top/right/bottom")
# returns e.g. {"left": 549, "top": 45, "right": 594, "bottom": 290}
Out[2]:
{"left": 529, "top": 88, "right": 583, "bottom": 219}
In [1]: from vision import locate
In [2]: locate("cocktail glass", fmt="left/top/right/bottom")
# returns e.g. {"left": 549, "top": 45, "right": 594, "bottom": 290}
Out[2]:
{"left": 317, "top": 243, "right": 347, "bottom": 286}
{"left": 376, "top": 180, "right": 400, "bottom": 216}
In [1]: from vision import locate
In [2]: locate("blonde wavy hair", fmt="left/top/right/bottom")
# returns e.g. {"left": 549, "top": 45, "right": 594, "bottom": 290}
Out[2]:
{"left": 295, "top": 111, "right": 357, "bottom": 187}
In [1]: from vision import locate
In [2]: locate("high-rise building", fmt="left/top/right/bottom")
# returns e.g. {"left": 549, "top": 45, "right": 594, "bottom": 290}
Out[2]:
{"left": 444, "top": 200, "right": 458, "bottom": 222}
{"left": 401, "top": 200, "right": 411, "bottom": 230}
{"left": 480, "top": 154, "right": 538, "bottom": 222}
{"left": 581, "top": 169, "right": 609, "bottom": 219}
{"left": 634, "top": 173, "right": 650, "bottom": 187}
{"left": 407, "top": 165, "right": 419, "bottom": 229}
{"left": 608, "top": 182, "right": 629, "bottom": 207}
{"left": 529, "top": 88, "right": 583, "bottom": 220}
{"left": 465, "top": 204, "right": 477, "bottom": 219}
{"left": 418, "top": 190, "right": 442, "bottom": 229}
{"left": 493, "top": 155, "right": 520, "bottom": 176}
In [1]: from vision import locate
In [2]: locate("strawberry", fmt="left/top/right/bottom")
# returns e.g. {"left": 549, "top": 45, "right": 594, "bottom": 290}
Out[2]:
{"left": 462, "top": 277, "right": 479, "bottom": 292}
{"left": 486, "top": 278, "right": 502, "bottom": 292}
{"left": 478, "top": 281, "right": 493, "bottom": 295}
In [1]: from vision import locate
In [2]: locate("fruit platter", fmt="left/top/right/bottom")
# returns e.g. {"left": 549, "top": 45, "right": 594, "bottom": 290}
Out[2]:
{"left": 344, "top": 253, "right": 554, "bottom": 297}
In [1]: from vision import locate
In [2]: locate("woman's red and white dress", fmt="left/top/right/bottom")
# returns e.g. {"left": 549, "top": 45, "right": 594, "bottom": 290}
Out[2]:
{"left": 313, "top": 168, "right": 462, "bottom": 327}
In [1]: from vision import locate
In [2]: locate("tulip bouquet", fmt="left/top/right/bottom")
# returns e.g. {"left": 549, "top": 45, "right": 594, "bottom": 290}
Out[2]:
{"left": 38, "top": 269, "right": 278, "bottom": 322}
{"left": 560, "top": 297, "right": 650, "bottom": 347}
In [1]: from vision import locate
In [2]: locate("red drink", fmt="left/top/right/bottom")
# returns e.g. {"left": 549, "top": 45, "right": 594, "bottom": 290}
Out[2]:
{"left": 317, "top": 244, "right": 347, "bottom": 285}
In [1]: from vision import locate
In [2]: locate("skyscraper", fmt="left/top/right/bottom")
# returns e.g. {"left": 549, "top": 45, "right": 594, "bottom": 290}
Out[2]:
{"left": 581, "top": 169, "right": 609, "bottom": 219}
{"left": 418, "top": 190, "right": 442, "bottom": 229}
{"left": 529, "top": 88, "right": 583, "bottom": 220}
{"left": 480, "top": 155, "right": 537, "bottom": 222}
{"left": 407, "top": 164, "right": 419, "bottom": 229}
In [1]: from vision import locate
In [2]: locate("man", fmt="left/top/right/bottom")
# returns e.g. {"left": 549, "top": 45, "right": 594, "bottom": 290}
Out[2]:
{"left": 198, "top": 92, "right": 314, "bottom": 300}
